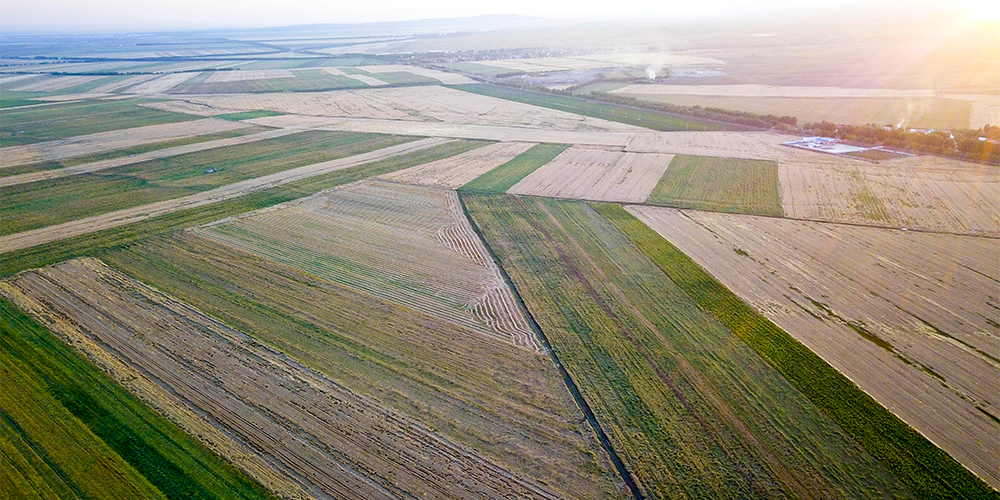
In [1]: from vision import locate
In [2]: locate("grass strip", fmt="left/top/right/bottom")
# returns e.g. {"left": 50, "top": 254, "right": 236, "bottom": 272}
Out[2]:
{"left": 0, "top": 139, "right": 484, "bottom": 276}
{"left": 458, "top": 143, "right": 568, "bottom": 194}
{"left": 0, "top": 298, "right": 277, "bottom": 500}
{"left": 450, "top": 83, "right": 739, "bottom": 132}
{"left": 593, "top": 201, "right": 1000, "bottom": 500}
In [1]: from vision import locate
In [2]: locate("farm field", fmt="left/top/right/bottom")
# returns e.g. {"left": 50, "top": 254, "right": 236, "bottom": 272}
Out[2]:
{"left": 459, "top": 143, "right": 569, "bottom": 194}
{"left": 483, "top": 53, "right": 724, "bottom": 73}
{"left": 325, "top": 67, "right": 389, "bottom": 86}
{"left": 779, "top": 154, "right": 1000, "bottom": 236}
{"left": 0, "top": 137, "right": 454, "bottom": 253}
{"left": 196, "top": 180, "right": 540, "bottom": 349}
{"left": 0, "top": 99, "right": 197, "bottom": 147}
{"left": 0, "top": 295, "right": 280, "bottom": 500}
{"left": 452, "top": 84, "right": 738, "bottom": 131}
{"left": 0, "top": 117, "right": 251, "bottom": 169}
{"left": 169, "top": 69, "right": 368, "bottom": 94}
{"left": 616, "top": 93, "right": 973, "bottom": 130}
{"left": 646, "top": 154, "right": 783, "bottom": 216}
{"left": 463, "top": 194, "right": 913, "bottom": 499}
{"left": 507, "top": 147, "right": 674, "bottom": 203}
{"left": 100, "top": 234, "right": 623, "bottom": 499}
{"left": 169, "top": 85, "right": 641, "bottom": 131}
{"left": 0, "top": 139, "right": 479, "bottom": 275}
{"left": 379, "top": 141, "right": 535, "bottom": 188}
{"left": 625, "top": 206, "right": 1000, "bottom": 487}
{"left": 0, "top": 131, "right": 413, "bottom": 237}
{"left": 356, "top": 65, "right": 477, "bottom": 85}
{"left": 3, "top": 258, "right": 577, "bottom": 500}
{"left": 123, "top": 72, "right": 204, "bottom": 94}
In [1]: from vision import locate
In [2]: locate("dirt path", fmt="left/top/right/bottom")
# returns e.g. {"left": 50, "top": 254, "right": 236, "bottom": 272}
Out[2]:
{"left": 0, "top": 137, "right": 450, "bottom": 254}
{"left": 1, "top": 128, "right": 300, "bottom": 188}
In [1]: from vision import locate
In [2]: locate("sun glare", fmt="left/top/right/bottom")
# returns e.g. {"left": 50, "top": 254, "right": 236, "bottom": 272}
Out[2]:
{"left": 964, "top": 0, "right": 1000, "bottom": 22}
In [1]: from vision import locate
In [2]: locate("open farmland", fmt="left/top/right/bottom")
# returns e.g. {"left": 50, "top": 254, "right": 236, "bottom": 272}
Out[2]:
{"left": 170, "top": 85, "right": 641, "bottom": 131}
{"left": 625, "top": 206, "right": 1000, "bottom": 487}
{"left": 602, "top": 204, "right": 999, "bottom": 498}
{"left": 3, "top": 75, "right": 104, "bottom": 92}
{"left": 0, "top": 131, "right": 414, "bottom": 237}
{"left": 0, "top": 99, "right": 196, "bottom": 147}
{"left": 356, "top": 65, "right": 477, "bottom": 85}
{"left": 460, "top": 143, "right": 569, "bottom": 194}
{"left": 379, "top": 141, "right": 535, "bottom": 188}
{"left": 508, "top": 147, "right": 674, "bottom": 202}
{"left": 0, "top": 295, "right": 280, "bottom": 500}
{"left": 204, "top": 70, "right": 295, "bottom": 82}
{"left": 325, "top": 67, "right": 388, "bottom": 86}
{"left": 169, "top": 69, "right": 367, "bottom": 94}
{"left": 196, "top": 180, "right": 540, "bottom": 350}
{"left": 480, "top": 53, "right": 725, "bottom": 73}
{"left": 3, "top": 258, "right": 576, "bottom": 500}
{"left": 463, "top": 194, "right": 914, "bottom": 499}
{"left": 101, "top": 234, "right": 623, "bottom": 499}
{"left": 123, "top": 72, "right": 203, "bottom": 94}
{"left": 779, "top": 155, "right": 1000, "bottom": 236}
{"left": 646, "top": 155, "right": 782, "bottom": 216}
{"left": 0, "top": 118, "right": 251, "bottom": 169}
{"left": 1, "top": 127, "right": 292, "bottom": 185}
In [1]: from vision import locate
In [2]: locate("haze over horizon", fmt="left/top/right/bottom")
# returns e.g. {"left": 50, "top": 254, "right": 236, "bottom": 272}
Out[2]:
{"left": 1, "top": 0, "right": 993, "bottom": 33}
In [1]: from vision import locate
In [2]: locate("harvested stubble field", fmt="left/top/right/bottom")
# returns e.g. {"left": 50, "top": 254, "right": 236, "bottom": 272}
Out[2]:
{"left": 379, "top": 141, "right": 535, "bottom": 188}
{"left": 460, "top": 143, "right": 569, "bottom": 194}
{"left": 0, "top": 131, "right": 412, "bottom": 237}
{"left": 508, "top": 147, "right": 674, "bottom": 203}
{"left": 0, "top": 294, "right": 278, "bottom": 500}
{"left": 483, "top": 53, "right": 724, "bottom": 73}
{"left": 3, "top": 258, "right": 580, "bottom": 500}
{"left": 779, "top": 154, "right": 1000, "bottom": 236}
{"left": 324, "top": 67, "right": 388, "bottom": 86}
{"left": 173, "top": 85, "right": 640, "bottom": 131}
{"left": 204, "top": 70, "right": 295, "bottom": 82}
{"left": 357, "top": 65, "right": 477, "bottom": 85}
{"left": 0, "top": 118, "right": 251, "bottom": 169}
{"left": 646, "top": 154, "right": 783, "bottom": 217}
{"left": 600, "top": 204, "right": 999, "bottom": 499}
{"left": 624, "top": 130, "right": 801, "bottom": 158}
{"left": 626, "top": 206, "right": 1000, "bottom": 488}
{"left": 102, "top": 232, "right": 623, "bottom": 499}
{"left": 0, "top": 99, "right": 196, "bottom": 147}
{"left": 4, "top": 75, "right": 104, "bottom": 92}
{"left": 196, "top": 179, "right": 540, "bottom": 350}
{"left": 0, "top": 137, "right": 451, "bottom": 254}
{"left": 463, "top": 194, "right": 912, "bottom": 500}
{"left": 0, "top": 139, "right": 478, "bottom": 275}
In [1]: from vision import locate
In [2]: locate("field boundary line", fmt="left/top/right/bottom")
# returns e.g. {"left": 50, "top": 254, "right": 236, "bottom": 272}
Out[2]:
{"left": 0, "top": 137, "right": 450, "bottom": 254}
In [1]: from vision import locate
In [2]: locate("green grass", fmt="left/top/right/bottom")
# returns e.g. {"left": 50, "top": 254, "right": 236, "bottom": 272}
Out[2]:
{"left": 593, "top": 202, "right": 1000, "bottom": 500}
{"left": 0, "top": 140, "right": 483, "bottom": 276}
{"left": 0, "top": 298, "right": 277, "bottom": 500}
{"left": 213, "top": 110, "right": 286, "bottom": 121}
{"left": 451, "top": 83, "right": 739, "bottom": 132}
{"left": 0, "top": 91, "right": 46, "bottom": 108}
{"left": 0, "top": 99, "right": 197, "bottom": 147}
{"left": 645, "top": 155, "right": 783, "bottom": 217}
{"left": 1, "top": 126, "right": 269, "bottom": 177}
{"left": 459, "top": 143, "right": 568, "bottom": 194}
{"left": 1, "top": 131, "right": 411, "bottom": 236}
{"left": 462, "top": 194, "right": 912, "bottom": 500}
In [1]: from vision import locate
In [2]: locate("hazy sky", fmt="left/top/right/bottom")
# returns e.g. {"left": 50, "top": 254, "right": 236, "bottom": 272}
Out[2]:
{"left": 1, "top": 0, "right": 992, "bottom": 32}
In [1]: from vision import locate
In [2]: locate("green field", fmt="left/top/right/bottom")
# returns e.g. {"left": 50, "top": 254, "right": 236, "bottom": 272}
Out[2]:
{"left": 0, "top": 126, "right": 269, "bottom": 177}
{"left": 459, "top": 143, "right": 568, "bottom": 194}
{"left": 1, "top": 131, "right": 411, "bottom": 236}
{"left": 0, "top": 91, "right": 46, "bottom": 109}
{"left": 235, "top": 57, "right": 383, "bottom": 70}
{"left": 0, "top": 140, "right": 484, "bottom": 276}
{"left": 213, "top": 110, "right": 285, "bottom": 121}
{"left": 646, "top": 155, "right": 783, "bottom": 217}
{"left": 0, "top": 298, "right": 276, "bottom": 500}
{"left": 595, "top": 203, "right": 1000, "bottom": 500}
{"left": 462, "top": 194, "right": 911, "bottom": 499}
{"left": 451, "top": 84, "right": 739, "bottom": 132}
{"left": 168, "top": 69, "right": 367, "bottom": 93}
{"left": 0, "top": 99, "right": 197, "bottom": 147}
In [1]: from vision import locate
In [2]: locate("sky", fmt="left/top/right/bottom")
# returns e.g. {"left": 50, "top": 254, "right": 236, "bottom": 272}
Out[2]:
{"left": 1, "top": 0, "right": 994, "bottom": 32}
{"left": 1, "top": 0, "right": 862, "bottom": 32}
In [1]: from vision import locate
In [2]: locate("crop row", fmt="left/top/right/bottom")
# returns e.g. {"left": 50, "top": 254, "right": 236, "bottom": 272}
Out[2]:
{"left": 645, "top": 154, "right": 783, "bottom": 217}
